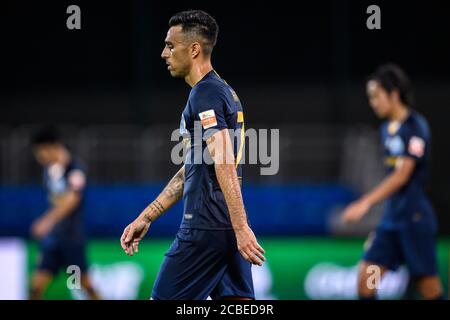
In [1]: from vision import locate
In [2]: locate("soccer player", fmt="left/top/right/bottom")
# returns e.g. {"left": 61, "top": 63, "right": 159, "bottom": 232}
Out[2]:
{"left": 30, "top": 127, "right": 99, "bottom": 300}
{"left": 120, "top": 10, "right": 265, "bottom": 300}
{"left": 342, "top": 64, "right": 444, "bottom": 300}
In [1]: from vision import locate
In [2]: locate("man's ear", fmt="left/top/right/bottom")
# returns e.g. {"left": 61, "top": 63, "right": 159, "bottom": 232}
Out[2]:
{"left": 191, "top": 42, "right": 201, "bottom": 59}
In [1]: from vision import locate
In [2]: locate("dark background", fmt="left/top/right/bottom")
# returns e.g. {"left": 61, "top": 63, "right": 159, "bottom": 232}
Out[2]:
{"left": 1, "top": 0, "right": 450, "bottom": 234}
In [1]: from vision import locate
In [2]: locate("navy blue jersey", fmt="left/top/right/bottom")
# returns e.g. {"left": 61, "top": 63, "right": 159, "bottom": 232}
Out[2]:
{"left": 43, "top": 158, "right": 86, "bottom": 242}
{"left": 379, "top": 111, "right": 436, "bottom": 228}
{"left": 179, "top": 70, "right": 245, "bottom": 230}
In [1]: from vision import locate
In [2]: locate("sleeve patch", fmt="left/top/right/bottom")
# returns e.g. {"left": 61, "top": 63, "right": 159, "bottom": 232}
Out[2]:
{"left": 408, "top": 136, "right": 425, "bottom": 158}
{"left": 68, "top": 169, "right": 86, "bottom": 191}
{"left": 199, "top": 109, "right": 218, "bottom": 129}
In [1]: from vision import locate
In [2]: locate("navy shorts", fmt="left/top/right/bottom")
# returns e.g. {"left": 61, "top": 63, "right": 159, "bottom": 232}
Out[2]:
{"left": 363, "top": 220, "right": 438, "bottom": 277}
{"left": 152, "top": 229, "right": 254, "bottom": 300}
{"left": 37, "top": 237, "right": 88, "bottom": 276}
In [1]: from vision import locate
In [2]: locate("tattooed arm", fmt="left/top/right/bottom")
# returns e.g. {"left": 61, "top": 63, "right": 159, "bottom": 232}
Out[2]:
{"left": 141, "top": 166, "right": 185, "bottom": 223}
{"left": 120, "top": 166, "right": 185, "bottom": 256}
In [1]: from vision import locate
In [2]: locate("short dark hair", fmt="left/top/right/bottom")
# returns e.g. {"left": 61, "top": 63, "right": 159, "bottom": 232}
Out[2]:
{"left": 31, "top": 126, "right": 61, "bottom": 146}
{"left": 169, "top": 10, "right": 219, "bottom": 56}
{"left": 368, "top": 63, "right": 414, "bottom": 106}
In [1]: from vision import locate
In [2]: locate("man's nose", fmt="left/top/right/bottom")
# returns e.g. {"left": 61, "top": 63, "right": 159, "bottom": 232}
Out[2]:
{"left": 161, "top": 48, "right": 168, "bottom": 59}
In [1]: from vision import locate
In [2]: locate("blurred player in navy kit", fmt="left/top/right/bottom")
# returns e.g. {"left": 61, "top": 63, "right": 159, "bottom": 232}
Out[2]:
{"left": 120, "top": 10, "right": 265, "bottom": 300}
{"left": 342, "top": 64, "right": 444, "bottom": 300}
{"left": 30, "top": 127, "right": 99, "bottom": 300}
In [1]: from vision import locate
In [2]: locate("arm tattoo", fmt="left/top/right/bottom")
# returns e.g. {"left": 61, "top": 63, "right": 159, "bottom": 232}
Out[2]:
{"left": 144, "top": 200, "right": 165, "bottom": 222}
{"left": 163, "top": 169, "right": 184, "bottom": 200}
{"left": 142, "top": 168, "right": 184, "bottom": 223}
{"left": 153, "top": 199, "right": 165, "bottom": 213}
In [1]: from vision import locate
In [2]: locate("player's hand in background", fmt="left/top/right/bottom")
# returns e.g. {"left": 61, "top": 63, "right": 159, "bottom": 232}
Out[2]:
{"left": 120, "top": 216, "right": 151, "bottom": 256}
{"left": 341, "top": 199, "right": 371, "bottom": 224}
{"left": 31, "top": 215, "right": 55, "bottom": 239}
{"left": 235, "top": 225, "right": 266, "bottom": 266}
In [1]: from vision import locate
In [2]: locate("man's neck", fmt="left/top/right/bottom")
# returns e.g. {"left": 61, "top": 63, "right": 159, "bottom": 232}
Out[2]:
{"left": 55, "top": 148, "right": 71, "bottom": 166}
{"left": 185, "top": 61, "right": 213, "bottom": 87}
{"left": 389, "top": 104, "right": 410, "bottom": 122}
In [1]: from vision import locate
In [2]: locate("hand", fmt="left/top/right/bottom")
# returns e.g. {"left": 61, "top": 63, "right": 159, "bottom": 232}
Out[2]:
{"left": 31, "top": 215, "right": 55, "bottom": 239}
{"left": 341, "top": 199, "right": 371, "bottom": 224}
{"left": 235, "top": 225, "right": 266, "bottom": 266}
{"left": 120, "top": 216, "right": 151, "bottom": 256}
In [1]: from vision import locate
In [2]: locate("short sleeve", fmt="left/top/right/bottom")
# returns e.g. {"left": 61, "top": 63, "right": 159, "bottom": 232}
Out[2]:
{"left": 67, "top": 168, "right": 86, "bottom": 192}
{"left": 190, "top": 82, "right": 229, "bottom": 141}
{"left": 400, "top": 127, "right": 426, "bottom": 161}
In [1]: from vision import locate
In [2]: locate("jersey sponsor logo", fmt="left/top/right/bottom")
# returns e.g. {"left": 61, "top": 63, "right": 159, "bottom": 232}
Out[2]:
{"left": 408, "top": 136, "right": 425, "bottom": 158}
{"left": 48, "top": 163, "right": 64, "bottom": 181}
{"left": 179, "top": 114, "right": 191, "bottom": 149}
{"left": 182, "top": 137, "right": 191, "bottom": 149}
{"left": 179, "top": 114, "right": 189, "bottom": 135}
{"left": 385, "top": 136, "right": 404, "bottom": 155}
{"left": 184, "top": 213, "right": 193, "bottom": 220}
{"left": 47, "top": 163, "right": 66, "bottom": 194}
{"left": 199, "top": 109, "right": 218, "bottom": 129}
